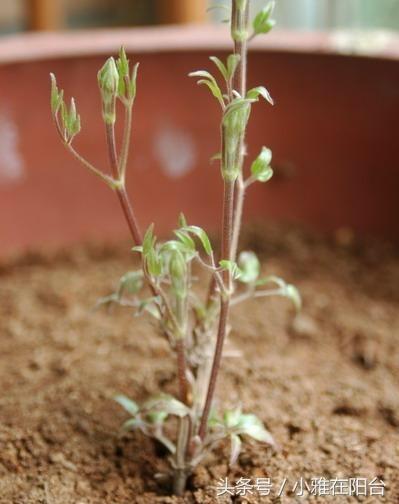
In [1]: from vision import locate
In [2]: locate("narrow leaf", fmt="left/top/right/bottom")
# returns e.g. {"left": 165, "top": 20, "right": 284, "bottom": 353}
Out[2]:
{"left": 114, "top": 395, "right": 140, "bottom": 416}
{"left": 247, "top": 86, "right": 274, "bottom": 106}
{"left": 230, "top": 434, "right": 242, "bottom": 465}
{"left": 182, "top": 226, "right": 213, "bottom": 255}
{"left": 210, "top": 56, "right": 228, "bottom": 81}
{"left": 143, "top": 394, "right": 190, "bottom": 418}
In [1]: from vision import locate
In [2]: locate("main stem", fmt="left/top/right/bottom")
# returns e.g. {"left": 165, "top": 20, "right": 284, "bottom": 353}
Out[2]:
{"left": 197, "top": 1, "right": 250, "bottom": 441}
{"left": 231, "top": 2, "right": 249, "bottom": 261}
{"left": 204, "top": 0, "right": 250, "bottom": 311}
{"left": 105, "top": 122, "right": 189, "bottom": 409}
{"left": 198, "top": 179, "right": 235, "bottom": 440}
{"left": 105, "top": 123, "right": 143, "bottom": 245}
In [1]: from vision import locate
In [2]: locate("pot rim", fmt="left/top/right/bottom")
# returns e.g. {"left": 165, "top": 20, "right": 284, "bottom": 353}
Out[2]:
{"left": 0, "top": 25, "right": 398, "bottom": 65}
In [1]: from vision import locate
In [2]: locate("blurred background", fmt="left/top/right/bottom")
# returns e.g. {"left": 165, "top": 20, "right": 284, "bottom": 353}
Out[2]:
{"left": 1, "top": 0, "right": 398, "bottom": 33}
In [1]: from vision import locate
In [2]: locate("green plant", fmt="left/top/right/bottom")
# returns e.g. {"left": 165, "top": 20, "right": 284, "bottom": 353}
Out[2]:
{"left": 50, "top": 0, "right": 299, "bottom": 496}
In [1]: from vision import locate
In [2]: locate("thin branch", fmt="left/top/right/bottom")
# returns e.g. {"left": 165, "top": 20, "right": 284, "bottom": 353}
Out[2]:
{"left": 231, "top": 173, "right": 245, "bottom": 261}
{"left": 119, "top": 104, "right": 133, "bottom": 183}
{"left": 230, "top": 288, "right": 283, "bottom": 306}
{"left": 66, "top": 143, "right": 116, "bottom": 188}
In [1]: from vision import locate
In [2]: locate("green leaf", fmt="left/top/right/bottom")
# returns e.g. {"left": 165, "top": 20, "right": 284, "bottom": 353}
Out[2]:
{"left": 247, "top": 86, "right": 274, "bottom": 106}
{"left": 253, "top": 2, "right": 276, "bottom": 36}
{"left": 95, "top": 293, "right": 119, "bottom": 309}
{"left": 50, "top": 73, "right": 64, "bottom": 116}
{"left": 142, "top": 224, "right": 155, "bottom": 256}
{"left": 122, "top": 418, "right": 141, "bottom": 431}
{"left": 146, "top": 249, "right": 162, "bottom": 277}
{"left": 160, "top": 240, "right": 189, "bottom": 255}
{"left": 256, "top": 275, "right": 286, "bottom": 288}
{"left": 129, "top": 63, "right": 140, "bottom": 100}
{"left": 182, "top": 226, "right": 213, "bottom": 256}
{"left": 145, "top": 411, "right": 168, "bottom": 425}
{"left": 219, "top": 260, "right": 242, "bottom": 280}
{"left": 116, "top": 46, "right": 129, "bottom": 97}
{"left": 210, "top": 152, "right": 222, "bottom": 163}
{"left": 189, "top": 70, "right": 225, "bottom": 107}
{"left": 226, "top": 54, "right": 241, "bottom": 80}
{"left": 114, "top": 395, "right": 140, "bottom": 416}
{"left": 178, "top": 212, "right": 188, "bottom": 228}
{"left": 238, "top": 251, "right": 260, "bottom": 283}
{"left": 117, "top": 47, "right": 129, "bottom": 77}
{"left": 230, "top": 434, "right": 242, "bottom": 466}
{"left": 174, "top": 230, "right": 196, "bottom": 254}
{"left": 223, "top": 97, "right": 254, "bottom": 123}
{"left": 209, "top": 56, "right": 228, "bottom": 81}
{"left": 197, "top": 80, "right": 225, "bottom": 107}
{"left": 284, "top": 284, "right": 302, "bottom": 312}
{"left": 236, "top": 414, "right": 275, "bottom": 446}
{"left": 137, "top": 296, "right": 161, "bottom": 320}
{"left": 143, "top": 394, "right": 190, "bottom": 418}
{"left": 255, "top": 276, "right": 302, "bottom": 311}
{"left": 189, "top": 70, "right": 213, "bottom": 80}
{"left": 169, "top": 249, "right": 188, "bottom": 299}
{"left": 250, "top": 147, "right": 273, "bottom": 182}
{"left": 223, "top": 408, "right": 242, "bottom": 428}
{"left": 118, "top": 271, "right": 143, "bottom": 297}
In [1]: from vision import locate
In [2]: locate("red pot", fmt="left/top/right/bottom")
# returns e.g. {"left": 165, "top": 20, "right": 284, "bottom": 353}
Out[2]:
{"left": 0, "top": 26, "right": 398, "bottom": 256}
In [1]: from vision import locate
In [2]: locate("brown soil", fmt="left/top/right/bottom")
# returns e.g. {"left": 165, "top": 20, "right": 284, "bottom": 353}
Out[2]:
{"left": 0, "top": 226, "right": 398, "bottom": 504}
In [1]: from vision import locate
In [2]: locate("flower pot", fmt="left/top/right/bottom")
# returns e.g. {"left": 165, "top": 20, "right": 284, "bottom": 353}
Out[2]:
{"left": 0, "top": 26, "right": 398, "bottom": 256}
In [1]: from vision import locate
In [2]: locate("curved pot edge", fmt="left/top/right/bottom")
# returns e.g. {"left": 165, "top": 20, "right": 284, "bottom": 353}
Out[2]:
{"left": 0, "top": 25, "right": 398, "bottom": 65}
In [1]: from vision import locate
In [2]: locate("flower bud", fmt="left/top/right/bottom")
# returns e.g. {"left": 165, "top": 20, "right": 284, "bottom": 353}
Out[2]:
{"left": 98, "top": 57, "right": 119, "bottom": 124}
{"left": 169, "top": 250, "right": 187, "bottom": 299}
{"left": 253, "top": 2, "right": 276, "bottom": 36}
{"left": 250, "top": 147, "right": 273, "bottom": 182}
{"left": 222, "top": 102, "right": 250, "bottom": 181}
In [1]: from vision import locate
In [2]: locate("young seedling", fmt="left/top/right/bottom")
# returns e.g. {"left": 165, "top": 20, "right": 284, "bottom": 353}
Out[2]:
{"left": 50, "top": 0, "right": 300, "bottom": 496}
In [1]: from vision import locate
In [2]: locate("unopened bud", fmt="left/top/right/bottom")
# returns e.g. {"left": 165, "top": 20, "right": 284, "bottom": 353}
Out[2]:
{"left": 169, "top": 250, "right": 187, "bottom": 299}
{"left": 98, "top": 57, "right": 119, "bottom": 124}
{"left": 222, "top": 102, "right": 250, "bottom": 181}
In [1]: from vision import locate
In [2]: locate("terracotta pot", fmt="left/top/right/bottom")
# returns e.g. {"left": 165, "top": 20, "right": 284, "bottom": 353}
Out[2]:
{"left": 0, "top": 26, "right": 398, "bottom": 256}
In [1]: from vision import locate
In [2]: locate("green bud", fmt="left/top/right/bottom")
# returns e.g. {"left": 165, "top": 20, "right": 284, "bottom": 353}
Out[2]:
{"left": 116, "top": 47, "right": 129, "bottom": 98}
{"left": 222, "top": 100, "right": 251, "bottom": 181}
{"left": 169, "top": 250, "right": 187, "bottom": 299}
{"left": 117, "top": 47, "right": 129, "bottom": 79}
{"left": 147, "top": 249, "right": 162, "bottom": 277}
{"left": 115, "top": 47, "right": 140, "bottom": 102}
{"left": 98, "top": 57, "right": 119, "bottom": 124}
{"left": 238, "top": 251, "right": 260, "bottom": 283}
{"left": 59, "top": 98, "right": 81, "bottom": 143}
{"left": 50, "top": 73, "right": 64, "bottom": 116}
{"left": 250, "top": 147, "right": 273, "bottom": 182}
{"left": 253, "top": 2, "right": 276, "bottom": 36}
